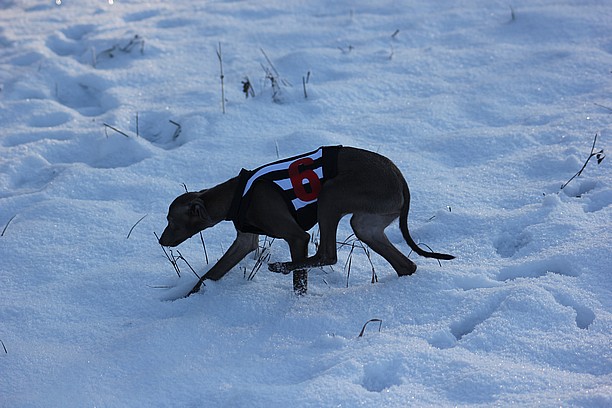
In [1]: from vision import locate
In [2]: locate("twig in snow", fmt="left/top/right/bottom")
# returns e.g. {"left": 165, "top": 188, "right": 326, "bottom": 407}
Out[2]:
{"left": 155, "top": 231, "right": 181, "bottom": 277}
{"left": 216, "top": 42, "right": 226, "bottom": 114}
{"left": 560, "top": 133, "right": 605, "bottom": 190}
{"left": 339, "top": 234, "right": 378, "bottom": 287}
{"left": 119, "top": 34, "right": 145, "bottom": 54}
{"left": 343, "top": 240, "right": 356, "bottom": 288}
{"left": 391, "top": 29, "right": 400, "bottom": 39}
{"left": 242, "top": 77, "right": 255, "bottom": 98}
{"left": 96, "top": 35, "right": 144, "bottom": 63}
{"left": 0, "top": 339, "right": 7, "bottom": 354}
{"left": 127, "top": 214, "right": 148, "bottom": 239}
{"left": 358, "top": 319, "right": 382, "bottom": 338}
{"left": 199, "top": 232, "right": 209, "bottom": 264}
{"left": 260, "top": 48, "right": 281, "bottom": 83}
{"left": 175, "top": 250, "right": 201, "bottom": 279}
{"left": 340, "top": 234, "right": 378, "bottom": 288}
{"left": 104, "top": 123, "right": 130, "bottom": 138}
{"left": 428, "top": 206, "right": 452, "bottom": 221}
{"left": 246, "top": 237, "right": 274, "bottom": 281}
{"left": 261, "top": 64, "right": 282, "bottom": 103}
{"left": 1, "top": 214, "right": 16, "bottom": 237}
{"left": 260, "top": 48, "right": 291, "bottom": 100}
{"left": 169, "top": 120, "right": 182, "bottom": 140}
{"left": 593, "top": 102, "right": 612, "bottom": 112}
{"left": 302, "top": 71, "right": 310, "bottom": 99}
{"left": 338, "top": 45, "right": 354, "bottom": 54}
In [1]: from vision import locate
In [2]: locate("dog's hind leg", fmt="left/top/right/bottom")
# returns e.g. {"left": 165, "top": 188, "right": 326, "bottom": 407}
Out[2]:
{"left": 350, "top": 212, "right": 417, "bottom": 276}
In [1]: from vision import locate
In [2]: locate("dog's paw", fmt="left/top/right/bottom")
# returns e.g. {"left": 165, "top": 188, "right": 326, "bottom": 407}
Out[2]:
{"left": 268, "top": 262, "right": 291, "bottom": 274}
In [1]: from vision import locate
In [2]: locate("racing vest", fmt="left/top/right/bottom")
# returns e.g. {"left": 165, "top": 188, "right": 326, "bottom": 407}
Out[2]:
{"left": 226, "top": 146, "right": 341, "bottom": 234}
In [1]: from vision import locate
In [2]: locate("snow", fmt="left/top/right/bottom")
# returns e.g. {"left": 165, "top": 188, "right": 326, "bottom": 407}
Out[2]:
{"left": 1, "top": 0, "right": 611, "bottom": 406}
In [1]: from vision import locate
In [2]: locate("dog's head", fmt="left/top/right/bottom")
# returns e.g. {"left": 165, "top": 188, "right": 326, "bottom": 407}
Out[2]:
{"left": 159, "top": 191, "right": 214, "bottom": 247}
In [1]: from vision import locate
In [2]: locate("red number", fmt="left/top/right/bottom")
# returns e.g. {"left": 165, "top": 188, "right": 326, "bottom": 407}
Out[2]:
{"left": 288, "top": 158, "right": 321, "bottom": 201}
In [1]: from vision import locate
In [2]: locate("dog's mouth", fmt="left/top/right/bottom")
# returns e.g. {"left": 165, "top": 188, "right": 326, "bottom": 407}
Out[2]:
{"left": 158, "top": 229, "right": 197, "bottom": 247}
{"left": 159, "top": 237, "right": 184, "bottom": 247}
{"left": 158, "top": 233, "right": 182, "bottom": 247}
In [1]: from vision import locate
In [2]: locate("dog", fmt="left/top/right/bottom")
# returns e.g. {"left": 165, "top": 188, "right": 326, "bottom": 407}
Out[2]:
{"left": 159, "top": 146, "right": 454, "bottom": 297}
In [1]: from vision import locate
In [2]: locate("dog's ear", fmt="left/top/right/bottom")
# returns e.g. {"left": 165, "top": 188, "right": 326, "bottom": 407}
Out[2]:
{"left": 188, "top": 198, "right": 211, "bottom": 222}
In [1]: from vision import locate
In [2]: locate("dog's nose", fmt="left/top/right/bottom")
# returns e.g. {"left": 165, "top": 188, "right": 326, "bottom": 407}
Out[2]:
{"left": 158, "top": 230, "right": 169, "bottom": 246}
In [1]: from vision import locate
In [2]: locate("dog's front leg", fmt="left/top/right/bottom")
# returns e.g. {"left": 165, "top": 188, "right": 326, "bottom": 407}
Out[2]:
{"left": 186, "top": 231, "right": 259, "bottom": 297}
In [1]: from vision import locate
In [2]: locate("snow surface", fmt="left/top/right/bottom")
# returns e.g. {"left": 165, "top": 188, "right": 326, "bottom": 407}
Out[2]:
{"left": 1, "top": 0, "right": 611, "bottom": 406}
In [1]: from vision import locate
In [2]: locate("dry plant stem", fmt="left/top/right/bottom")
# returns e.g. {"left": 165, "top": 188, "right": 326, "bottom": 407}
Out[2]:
{"left": 176, "top": 250, "right": 201, "bottom": 279}
{"left": 358, "top": 319, "right": 382, "bottom": 337}
{"left": 247, "top": 250, "right": 271, "bottom": 281}
{"left": 1, "top": 214, "right": 16, "bottom": 237}
{"left": 261, "top": 48, "right": 291, "bottom": 87}
{"left": 561, "top": 133, "right": 605, "bottom": 190}
{"left": 127, "top": 214, "right": 148, "bottom": 239}
{"left": 104, "top": 123, "right": 129, "bottom": 138}
{"left": 344, "top": 241, "right": 356, "bottom": 288}
{"left": 199, "top": 232, "right": 209, "bottom": 264}
{"left": 302, "top": 76, "right": 307, "bottom": 99}
{"left": 1, "top": 339, "right": 7, "bottom": 354}
{"left": 242, "top": 77, "right": 254, "bottom": 98}
{"left": 593, "top": 102, "right": 612, "bottom": 112}
{"left": 216, "top": 42, "right": 226, "bottom": 114}
{"left": 154, "top": 232, "right": 181, "bottom": 277}
{"left": 339, "top": 234, "right": 377, "bottom": 286}
{"left": 302, "top": 71, "right": 310, "bottom": 99}
{"left": 247, "top": 237, "right": 274, "bottom": 281}
{"left": 260, "top": 48, "right": 280, "bottom": 80}
{"left": 169, "top": 120, "right": 182, "bottom": 140}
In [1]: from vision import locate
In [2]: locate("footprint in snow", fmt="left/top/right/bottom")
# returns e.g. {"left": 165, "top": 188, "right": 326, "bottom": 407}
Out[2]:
{"left": 561, "top": 179, "right": 610, "bottom": 213}
{"left": 494, "top": 229, "right": 532, "bottom": 258}
{"left": 549, "top": 291, "right": 596, "bottom": 330}
{"left": 61, "top": 24, "right": 96, "bottom": 41}
{"left": 123, "top": 9, "right": 161, "bottom": 22}
{"left": 53, "top": 73, "right": 117, "bottom": 117}
{"left": 582, "top": 188, "right": 612, "bottom": 213}
{"left": 28, "top": 111, "right": 73, "bottom": 128}
{"left": 496, "top": 257, "right": 579, "bottom": 282}
{"left": 361, "top": 357, "right": 404, "bottom": 392}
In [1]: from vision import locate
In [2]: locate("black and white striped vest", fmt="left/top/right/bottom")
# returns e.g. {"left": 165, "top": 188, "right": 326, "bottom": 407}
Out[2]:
{"left": 226, "top": 146, "right": 341, "bottom": 234}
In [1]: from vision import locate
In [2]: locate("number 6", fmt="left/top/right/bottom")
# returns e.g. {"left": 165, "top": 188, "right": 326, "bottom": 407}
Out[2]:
{"left": 288, "top": 158, "right": 322, "bottom": 202}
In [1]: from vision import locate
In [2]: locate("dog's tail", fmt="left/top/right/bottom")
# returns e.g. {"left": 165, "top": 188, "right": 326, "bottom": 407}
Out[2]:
{"left": 399, "top": 178, "right": 455, "bottom": 260}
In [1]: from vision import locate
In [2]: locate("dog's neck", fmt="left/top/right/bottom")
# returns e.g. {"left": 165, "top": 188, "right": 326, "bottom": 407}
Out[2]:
{"left": 200, "top": 176, "right": 239, "bottom": 223}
